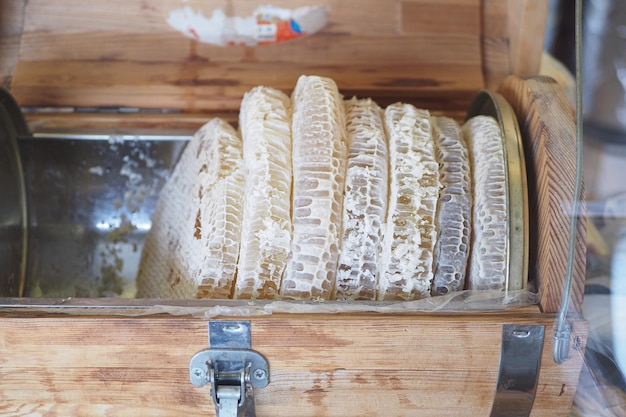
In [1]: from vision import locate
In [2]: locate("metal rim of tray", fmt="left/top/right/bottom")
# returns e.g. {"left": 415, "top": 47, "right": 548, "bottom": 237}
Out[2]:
{"left": 0, "top": 88, "right": 29, "bottom": 297}
{"left": 466, "top": 90, "right": 529, "bottom": 292}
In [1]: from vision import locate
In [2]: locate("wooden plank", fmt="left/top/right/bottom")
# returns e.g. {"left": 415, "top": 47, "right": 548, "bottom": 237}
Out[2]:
{"left": 20, "top": 0, "right": 481, "bottom": 37}
{"left": 24, "top": 112, "right": 238, "bottom": 135}
{"left": 533, "top": 318, "right": 588, "bottom": 417}
{"left": 498, "top": 76, "right": 586, "bottom": 314}
{"left": 12, "top": 0, "right": 487, "bottom": 111}
{"left": 401, "top": 0, "right": 480, "bottom": 35}
{"left": 0, "top": 0, "right": 26, "bottom": 88}
{"left": 507, "top": 0, "right": 549, "bottom": 77}
{"left": 481, "top": 0, "right": 510, "bottom": 89}
{"left": 11, "top": 60, "right": 482, "bottom": 111}
{"left": 481, "top": 0, "right": 549, "bottom": 89}
{"left": 22, "top": 108, "right": 470, "bottom": 134}
{"left": 0, "top": 312, "right": 585, "bottom": 416}
{"left": 7, "top": 0, "right": 548, "bottom": 108}
{"left": 22, "top": 0, "right": 400, "bottom": 35}
{"left": 16, "top": 32, "right": 481, "bottom": 65}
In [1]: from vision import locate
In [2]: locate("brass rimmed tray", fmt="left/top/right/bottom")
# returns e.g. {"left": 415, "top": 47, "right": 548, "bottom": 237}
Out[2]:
{"left": 467, "top": 90, "right": 529, "bottom": 292}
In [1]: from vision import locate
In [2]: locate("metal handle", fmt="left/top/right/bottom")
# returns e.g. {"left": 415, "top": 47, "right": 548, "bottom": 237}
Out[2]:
{"left": 490, "top": 325, "right": 545, "bottom": 417}
{"left": 553, "top": 0, "right": 584, "bottom": 365}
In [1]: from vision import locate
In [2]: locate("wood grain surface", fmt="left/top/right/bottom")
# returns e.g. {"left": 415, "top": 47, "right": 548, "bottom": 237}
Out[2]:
{"left": 506, "top": 0, "right": 550, "bottom": 78}
{"left": 0, "top": 0, "right": 26, "bottom": 89}
{"left": 22, "top": 108, "right": 470, "bottom": 135}
{"left": 0, "top": 312, "right": 586, "bottom": 417}
{"left": 498, "top": 75, "right": 586, "bottom": 315}
{"left": 7, "top": 0, "right": 547, "bottom": 112}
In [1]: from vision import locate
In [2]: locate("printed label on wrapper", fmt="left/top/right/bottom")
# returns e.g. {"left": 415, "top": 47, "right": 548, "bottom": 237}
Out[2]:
{"left": 167, "top": 4, "right": 329, "bottom": 46}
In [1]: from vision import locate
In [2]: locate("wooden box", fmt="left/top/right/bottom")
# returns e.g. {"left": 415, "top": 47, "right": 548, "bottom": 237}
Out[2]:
{"left": 0, "top": 1, "right": 587, "bottom": 416}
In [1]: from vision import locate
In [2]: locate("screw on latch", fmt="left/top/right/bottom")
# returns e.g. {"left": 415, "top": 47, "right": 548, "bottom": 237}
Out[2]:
{"left": 573, "top": 336, "right": 582, "bottom": 351}
{"left": 192, "top": 367, "right": 206, "bottom": 381}
{"left": 252, "top": 368, "right": 267, "bottom": 382}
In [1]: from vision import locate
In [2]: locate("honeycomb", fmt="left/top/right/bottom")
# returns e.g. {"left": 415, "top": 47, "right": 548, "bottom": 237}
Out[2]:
{"left": 234, "top": 86, "right": 292, "bottom": 300}
{"left": 334, "top": 98, "right": 388, "bottom": 301}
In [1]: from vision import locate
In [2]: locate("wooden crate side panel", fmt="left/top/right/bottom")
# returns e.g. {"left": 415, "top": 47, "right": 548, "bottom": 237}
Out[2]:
{"left": 498, "top": 76, "right": 586, "bottom": 315}
{"left": 0, "top": 313, "right": 585, "bottom": 416}
{"left": 531, "top": 318, "right": 588, "bottom": 417}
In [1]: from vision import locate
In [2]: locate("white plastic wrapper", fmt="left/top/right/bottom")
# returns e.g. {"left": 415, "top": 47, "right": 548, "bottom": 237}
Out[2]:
{"left": 5, "top": 289, "right": 539, "bottom": 318}
{"left": 167, "top": 4, "right": 329, "bottom": 46}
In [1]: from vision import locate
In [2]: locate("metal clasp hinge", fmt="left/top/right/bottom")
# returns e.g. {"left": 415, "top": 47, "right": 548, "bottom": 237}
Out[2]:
{"left": 490, "top": 324, "right": 545, "bottom": 417}
{"left": 189, "top": 321, "right": 269, "bottom": 417}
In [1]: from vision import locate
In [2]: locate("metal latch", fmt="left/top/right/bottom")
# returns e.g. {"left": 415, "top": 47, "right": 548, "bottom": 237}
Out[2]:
{"left": 490, "top": 324, "right": 545, "bottom": 417}
{"left": 189, "top": 321, "right": 269, "bottom": 417}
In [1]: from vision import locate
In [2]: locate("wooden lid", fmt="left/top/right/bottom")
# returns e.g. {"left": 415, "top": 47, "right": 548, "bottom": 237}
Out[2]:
{"left": 7, "top": 0, "right": 547, "bottom": 113}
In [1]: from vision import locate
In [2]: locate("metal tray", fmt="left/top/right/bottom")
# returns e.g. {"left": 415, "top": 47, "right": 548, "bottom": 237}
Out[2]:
{"left": 2, "top": 89, "right": 528, "bottom": 298}
{"left": 0, "top": 89, "right": 29, "bottom": 297}
{"left": 18, "top": 133, "right": 187, "bottom": 297}
{"left": 467, "top": 90, "right": 529, "bottom": 291}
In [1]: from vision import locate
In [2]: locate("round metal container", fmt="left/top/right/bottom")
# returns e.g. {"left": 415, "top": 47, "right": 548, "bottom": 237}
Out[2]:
{"left": 0, "top": 88, "right": 29, "bottom": 297}
{"left": 466, "top": 90, "right": 529, "bottom": 292}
